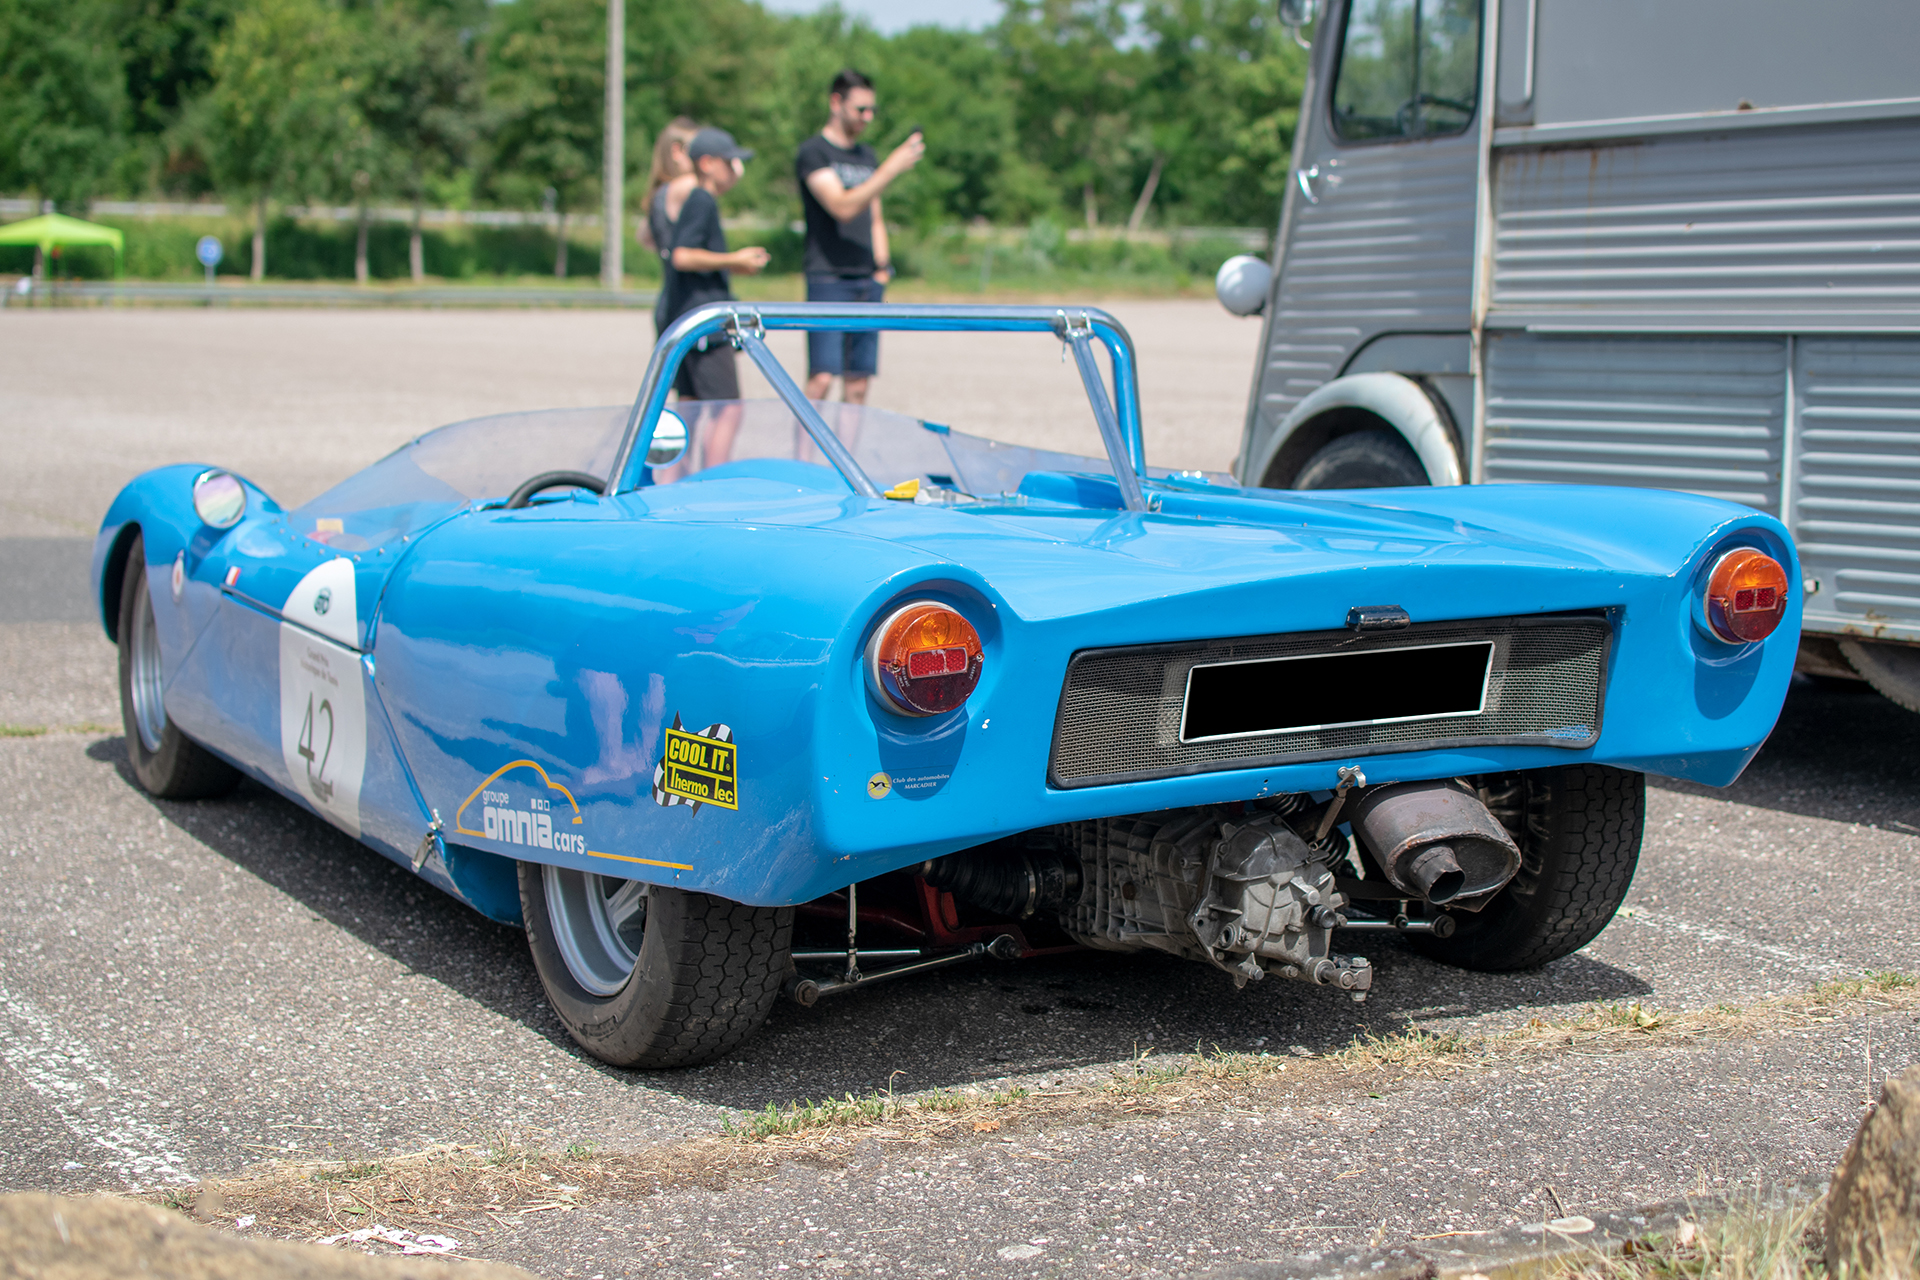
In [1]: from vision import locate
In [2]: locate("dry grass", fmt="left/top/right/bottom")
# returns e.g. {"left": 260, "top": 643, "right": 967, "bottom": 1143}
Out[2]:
{"left": 0, "top": 721, "right": 117, "bottom": 737}
{"left": 1548, "top": 1184, "right": 1919, "bottom": 1279}
{"left": 1549, "top": 1191, "right": 1828, "bottom": 1278}
{"left": 158, "top": 972, "right": 1919, "bottom": 1249}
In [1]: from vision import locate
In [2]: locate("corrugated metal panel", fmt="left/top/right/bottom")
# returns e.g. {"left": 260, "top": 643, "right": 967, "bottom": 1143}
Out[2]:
{"left": 1793, "top": 338, "right": 1920, "bottom": 641}
{"left": 1483, "top": 334, "right": 1786, "bottom": 511}
{"left": 1488, "top": 115, "right": 1920, "bottom": 331}
{"left": 1256, "top": 139, "right": 1480, "bottom": 427}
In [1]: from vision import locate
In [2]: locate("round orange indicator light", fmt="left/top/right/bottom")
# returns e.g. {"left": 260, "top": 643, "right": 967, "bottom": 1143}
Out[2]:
{"left": 866, "top": 601, "right": 984, "bottom": 717}
{"left": 1704, "top": 548, "right": 1789, "bottom": 643}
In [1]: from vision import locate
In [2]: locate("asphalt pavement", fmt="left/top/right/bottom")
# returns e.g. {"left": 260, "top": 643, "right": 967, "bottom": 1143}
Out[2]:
{"left": 0, "top": 306, "right": 1916, "bottom": 1279}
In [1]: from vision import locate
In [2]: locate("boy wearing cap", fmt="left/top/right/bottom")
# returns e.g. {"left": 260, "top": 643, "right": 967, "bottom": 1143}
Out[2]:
{"left": 661, "top": 127, "right": 771, "bottom": 402}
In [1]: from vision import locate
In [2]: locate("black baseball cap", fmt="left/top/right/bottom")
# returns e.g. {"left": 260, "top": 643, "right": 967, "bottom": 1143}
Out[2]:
{"left": 688, "top": 128, "right": 754, "bottom": 163}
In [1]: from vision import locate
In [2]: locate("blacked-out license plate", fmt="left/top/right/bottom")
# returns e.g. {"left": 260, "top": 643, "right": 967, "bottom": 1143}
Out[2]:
{"left": 1180, "top": 641, "right": 1494, "bottom": 743}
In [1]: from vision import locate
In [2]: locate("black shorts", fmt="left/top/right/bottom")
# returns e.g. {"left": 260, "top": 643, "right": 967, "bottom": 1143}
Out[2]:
{"left": 673, "top": 339, "right": 740, "bottom": 401}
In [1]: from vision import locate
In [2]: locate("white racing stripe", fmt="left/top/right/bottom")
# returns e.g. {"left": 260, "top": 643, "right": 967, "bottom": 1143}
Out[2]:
{"left": 0, "top": 985, "right": 195, "bottom": 1187}
{"left": 1618, "top": 909, "right": 1842, "bottom": 976}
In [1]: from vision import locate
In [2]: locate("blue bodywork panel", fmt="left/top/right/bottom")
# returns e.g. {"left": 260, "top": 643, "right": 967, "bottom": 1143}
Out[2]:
{"left": 91, "top": 305, "right": 1799, "bottom": 922}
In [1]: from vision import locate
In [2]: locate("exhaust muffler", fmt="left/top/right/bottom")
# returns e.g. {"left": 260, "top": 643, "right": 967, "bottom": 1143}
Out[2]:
{"left": 1348, "top": 780, "right": 1521, "bottom": 912}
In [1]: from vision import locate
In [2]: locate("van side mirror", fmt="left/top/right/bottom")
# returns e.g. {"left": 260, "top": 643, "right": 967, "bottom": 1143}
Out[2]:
{"left": 1215, "top": 255, "right": 1272, "bottom": 317}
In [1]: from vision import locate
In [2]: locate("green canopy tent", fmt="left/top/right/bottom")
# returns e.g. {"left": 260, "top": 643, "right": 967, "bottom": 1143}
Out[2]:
{"left": 0, "top": 213, "right": 125, "bottom": 279}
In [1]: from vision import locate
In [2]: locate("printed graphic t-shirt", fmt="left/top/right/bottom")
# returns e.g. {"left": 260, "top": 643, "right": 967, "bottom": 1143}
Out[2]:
{"left": 662, "top": 186, "right": 732, "bottom": 328}
{"left": 796, "top": 134, "right": 878, "bottom": 277}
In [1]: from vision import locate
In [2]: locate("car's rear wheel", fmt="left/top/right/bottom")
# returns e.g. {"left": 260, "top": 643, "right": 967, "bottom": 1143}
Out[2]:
{"left": 1408, "top": 764, "right": 1643, "bottom": 971}
{"left": 1293, "top": 427, "right": 1430, "bottom": 489}
{"left": 519, "top": 862, "right": 791, "bottom": 1068}
{"left": 116, "top": 535, "right": 241, "bottom": 800}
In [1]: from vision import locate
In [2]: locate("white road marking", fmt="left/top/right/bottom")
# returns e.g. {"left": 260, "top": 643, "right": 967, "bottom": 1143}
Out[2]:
{"left": 1617, "top": 909, "right": 1841, "bottom": 976}
{"left": 0, "top": 985, "right": 195, "bottom": 1187}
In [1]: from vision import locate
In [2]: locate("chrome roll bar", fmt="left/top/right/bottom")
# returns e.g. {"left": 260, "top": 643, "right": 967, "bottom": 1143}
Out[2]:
{"left": 606, "top": 302, "right": 1148, "bottom": 509}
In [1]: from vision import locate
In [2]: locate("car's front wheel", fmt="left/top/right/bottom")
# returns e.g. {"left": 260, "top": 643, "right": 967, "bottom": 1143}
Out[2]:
{"left": 519, "top": 862, "right": 791, "bottom": 1068}
{"left": 116, "top": 534, "right": 241, "bottom": 800}
{"left": 1408, "top": 763, "right": 1644, "bottom": 971}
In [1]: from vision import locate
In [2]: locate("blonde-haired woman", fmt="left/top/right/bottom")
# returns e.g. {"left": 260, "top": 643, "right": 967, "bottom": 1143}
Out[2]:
{"left": 641, "top": 117, "right": 702, "bottom": 318}
{"left": 642, "top": 117, "right": 741, "bottom": 474}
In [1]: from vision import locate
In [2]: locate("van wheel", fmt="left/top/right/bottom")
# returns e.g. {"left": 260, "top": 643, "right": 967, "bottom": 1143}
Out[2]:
{"left": 1293, "top": 428, "right": 1429, "bottom": 489}
{"left": 520, "top": 862, "right": 792, "bottom": 1069}
{"left": 116, "top": 534, "right": 241, "bottom": 799}
{"left": 1838, "top": 639, "right": 1920, "bottom": 713}
{"left": 1409, "top": 764, "right": 1643, "bottom": 971}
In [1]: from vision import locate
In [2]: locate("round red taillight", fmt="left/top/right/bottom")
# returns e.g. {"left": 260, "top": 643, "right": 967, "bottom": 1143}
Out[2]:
{"left": 866, "top": 601, "right": 984, "bottom": 717}
{"left": 1704, "top": 548, "right": 1789, "bottom": 643}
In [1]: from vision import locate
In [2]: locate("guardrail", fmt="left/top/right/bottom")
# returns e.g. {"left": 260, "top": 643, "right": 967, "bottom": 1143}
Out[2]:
{"left": 2, "top": 280, "right": 659, "bottom": 308}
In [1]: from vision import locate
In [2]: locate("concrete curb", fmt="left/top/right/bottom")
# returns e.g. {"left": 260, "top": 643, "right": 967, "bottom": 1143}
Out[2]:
{"left": 1194, "top": 1181, "right": 1824, "bottom": 1280}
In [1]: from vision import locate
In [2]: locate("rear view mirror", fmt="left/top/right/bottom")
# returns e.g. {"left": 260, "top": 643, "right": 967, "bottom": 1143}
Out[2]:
{"left": 647, "top": 409, "right": 689, "bottom": 467}
{"left": 191, "top": 469, "right": 246, "bottom": 528}
{"left": 1215, "top": 255, "right": 1272, "bottom": 317}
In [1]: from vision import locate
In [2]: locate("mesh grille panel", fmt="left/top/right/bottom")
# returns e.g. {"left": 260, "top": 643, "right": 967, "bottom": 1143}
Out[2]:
{"left": 1049, "top": 615, "right": 1610, "bottom": 788}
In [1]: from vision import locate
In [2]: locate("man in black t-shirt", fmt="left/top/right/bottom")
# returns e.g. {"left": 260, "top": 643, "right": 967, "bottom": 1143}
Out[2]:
{"left": 796, "top": 69, "right": 924, "bottom": 405}
{"left": 661, "top": 128, "right": 770, "bottom": 404}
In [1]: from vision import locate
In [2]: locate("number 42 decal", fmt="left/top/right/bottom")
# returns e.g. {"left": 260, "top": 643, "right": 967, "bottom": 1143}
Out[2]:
{"left": 297, "top": 692, "right": 335, "bottom": 802}
{"left": 278, "top": 623, "right": 366, "bottom": 838}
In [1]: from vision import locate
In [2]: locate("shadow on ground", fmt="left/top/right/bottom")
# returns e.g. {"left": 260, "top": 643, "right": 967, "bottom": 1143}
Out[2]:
{"left": 1651, "top": 676, "right": 1920, "bottom": 828}
{"left": 95, "top": 734, "right": 1651, "bottom": 1116}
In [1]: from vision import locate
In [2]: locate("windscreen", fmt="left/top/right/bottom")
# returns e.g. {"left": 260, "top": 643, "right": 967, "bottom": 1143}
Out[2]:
{"left": 288, "top": 406, "right": 631, "bottom": 549}
{"left": 650, "top": 399, "right": 1123, "bottom": 497}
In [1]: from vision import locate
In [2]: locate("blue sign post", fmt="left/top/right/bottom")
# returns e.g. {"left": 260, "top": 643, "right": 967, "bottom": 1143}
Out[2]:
{"left": 195, "top": 235, "right": 223, "bottom": 285}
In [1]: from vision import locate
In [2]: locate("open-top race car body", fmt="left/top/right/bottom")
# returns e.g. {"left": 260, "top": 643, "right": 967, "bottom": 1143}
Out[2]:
{"left": 94, "top": 303, "right": 1800, "bottom": 1067}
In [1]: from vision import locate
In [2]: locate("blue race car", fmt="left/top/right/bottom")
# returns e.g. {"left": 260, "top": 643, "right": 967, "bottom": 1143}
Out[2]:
{"left": 93, "top": 303, "right": 1798, "bottom": 1068}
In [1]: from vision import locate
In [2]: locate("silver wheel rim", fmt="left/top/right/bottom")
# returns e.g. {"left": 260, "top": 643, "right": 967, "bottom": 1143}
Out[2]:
{"left": 129, "top": 576, "right": 167, "bottom": 753}
{"left": 543, "top": 866, "right": 647, "bottom": 997}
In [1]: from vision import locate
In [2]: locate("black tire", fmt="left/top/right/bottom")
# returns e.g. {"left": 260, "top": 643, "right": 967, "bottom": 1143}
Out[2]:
{"left": 1293, "top": 427, "right": 1430, "bottom": 489}
{"left": 1408, "top": 763, "right": 1643, "bottom": 971}
{"left": 1837, "top": 639, "right": 1920, "bottom": 714}
{"left": 519, "top": 861, "right": 792, "bottom": 1069}
{"left": 116, "top": 535, "right": 242, "bottom": 800}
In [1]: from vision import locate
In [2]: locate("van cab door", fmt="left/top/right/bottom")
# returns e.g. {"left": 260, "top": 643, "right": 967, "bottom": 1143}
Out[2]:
{"left": 1244, "top": 0, "right": 1484, "bottom": 484}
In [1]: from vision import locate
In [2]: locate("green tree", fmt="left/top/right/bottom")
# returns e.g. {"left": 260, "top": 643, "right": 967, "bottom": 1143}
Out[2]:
{"left": 201, "top": 0, "right": 360, "bottom": 278}
{"left": 0, "top": 0, "right": 129, "bottom": 213}
{"left": 1136, "top": 0, "right": 1307, "bottom": 227}
{"left": 357, "top": 0, "right": 483, "bottom": 282}
{"left": 995, "top": 0, "right": 1149, "bottom": 229}
{"left": 484, "top": 0, "right": 604, "bottom": 276}
{"left": 115, "top": 0, "right": 229, "bottom": 194}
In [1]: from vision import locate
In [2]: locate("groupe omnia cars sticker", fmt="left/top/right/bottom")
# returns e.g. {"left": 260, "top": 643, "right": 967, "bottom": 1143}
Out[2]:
{"left": 652, "top": 715, "right": 737, "bottom": 812}
{"left": 455, "top": 760, "right": 588, "bottom": 853}
{"left": 455, "top": 760, "right": 695, "bottom": 872}
{"left": 277, "top": 558, "right": 367, "bottom": 837}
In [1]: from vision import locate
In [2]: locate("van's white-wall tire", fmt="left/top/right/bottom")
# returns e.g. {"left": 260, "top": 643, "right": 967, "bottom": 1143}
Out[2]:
{"left": 518, "top": 861, "right": 792, "bottom": 1069}
{"left": 1252, "top": 372, "right": 1463, "bottom": 489}
{"left": 115, "top": 534, "right": 242, "bottom": 800}
{"left": 1295, "top": 429, "right": 1430, "bottom": 489}
{"left": 1838, "top": 639, "right": 1920, "bottom": 714}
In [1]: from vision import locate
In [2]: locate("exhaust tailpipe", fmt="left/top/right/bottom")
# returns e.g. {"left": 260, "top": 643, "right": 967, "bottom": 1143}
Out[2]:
{"left": 1348, "top": 780, "right": 1521, "bottom": 911}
